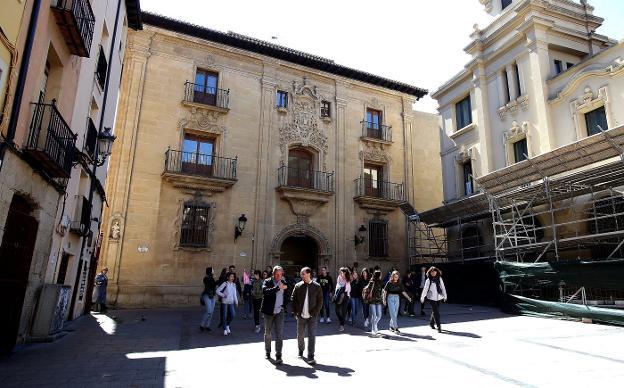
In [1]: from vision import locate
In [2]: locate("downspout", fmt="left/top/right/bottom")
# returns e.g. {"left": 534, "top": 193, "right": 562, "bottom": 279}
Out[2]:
{"left": 0, "top": 0, "right": 42, "bottom": 172}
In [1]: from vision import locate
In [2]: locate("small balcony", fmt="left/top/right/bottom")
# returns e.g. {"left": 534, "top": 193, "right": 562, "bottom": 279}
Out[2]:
{"left": 354, "top": 176, "right": 405, "bottom": 212}
{"left": 183, "top": 82, "right": 230, "bottom": 112}
{"left": 276, "top": 166, "right": 334, "bottom": 218}
{"left": 162, "top": 149, "right": 237, "bottom": 192}
{"left": 51, "top": 0, "right": 95, "bottom": 58}
{"left": 361, "top": 121, "right": 392, "bottom": 143}
{"left": 69, "top": 195, "right": 91, "bottom": 236}
{"left": 23, "top": 100, "right": 77, "bottom": 178}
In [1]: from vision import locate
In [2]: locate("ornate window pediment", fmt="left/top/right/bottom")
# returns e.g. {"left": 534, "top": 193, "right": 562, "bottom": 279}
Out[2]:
{"left": 504, "top": 120, "right": 529, "bottom": 143}
{"left": 456, "top": 145, "right": 474, "bottom": 164}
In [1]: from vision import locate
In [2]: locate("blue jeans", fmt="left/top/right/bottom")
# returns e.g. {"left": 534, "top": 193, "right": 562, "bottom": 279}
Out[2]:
{"left": 244, "top": 297, "right": 253, "bottom": 316}
{"left": 321, "top": 291, "right": 331, "bottom": 319}
{"left": 387, "top": 294, "right": 400, "bottom": 329}
{"left": 362, "top": 302, "right": 370, "bottom": 320}
{"left": 369, "top": 303, "right": 382, "bottom": 333}
{"left": 350, "top": 297, "right": 362, "bottom": 324}
{"left": 201, "top": 295, "right": 216, "bottom": 328}
{"left": 221, "top": 303, "right": 236, "bottom": 327}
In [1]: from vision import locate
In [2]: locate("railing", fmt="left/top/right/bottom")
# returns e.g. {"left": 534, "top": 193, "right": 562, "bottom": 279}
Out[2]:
{"left": 25, "top": 100, "right": 77, "bottom": 177}
{"left": 164, "top": 149, "right": 237, "bottom": 181}
{"left": 277, "top": 166, "right": 334, "bottom": 192}
{"left": 184, "top": 82, "right": 230, "bottom": 110}
{"left": 354, "top": 176, "right": 404, "bottom": 201}
{"left": 361, "top": 121, "right": 392, "bottom": 142}
{"left": 52, "top": 0, "right": 95, "bottom": 57}
{"left": 70, "top": 195, "right": 91, "bottom": 236}
{"left": 96, "top": 45, "right": 107, "bottom": 89}
{"left": 84, "top": 117, "right": 98, "bottom": 159}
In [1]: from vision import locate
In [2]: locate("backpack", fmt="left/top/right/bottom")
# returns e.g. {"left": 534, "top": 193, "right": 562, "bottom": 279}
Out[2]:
{"left": 362, "top": 282, "right": 374, "bottom": 303}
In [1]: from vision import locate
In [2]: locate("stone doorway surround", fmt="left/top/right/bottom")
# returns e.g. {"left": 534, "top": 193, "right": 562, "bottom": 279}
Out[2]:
{"left": 269, "top": 222, "right": 332, "bottom": 268}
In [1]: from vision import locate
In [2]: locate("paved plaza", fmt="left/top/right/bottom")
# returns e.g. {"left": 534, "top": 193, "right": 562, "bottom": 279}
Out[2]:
{"left": 0, "top": 304, "right": 623, "bottom": 387}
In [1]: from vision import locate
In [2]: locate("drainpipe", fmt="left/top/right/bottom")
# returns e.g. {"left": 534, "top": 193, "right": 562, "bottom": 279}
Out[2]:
{"left": 72, "top": 0, "right": 123, "bottom": 317}
{"left": 0, "top": 0, "right": 42, "bottom": 172}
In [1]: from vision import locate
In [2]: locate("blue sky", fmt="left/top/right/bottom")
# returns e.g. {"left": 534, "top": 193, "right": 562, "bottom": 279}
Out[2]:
{"left": 141, "top": 0, "right": 623, "bottom": 112}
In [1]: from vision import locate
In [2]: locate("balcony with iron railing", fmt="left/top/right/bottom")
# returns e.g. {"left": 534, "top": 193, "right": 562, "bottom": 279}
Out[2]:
{"left": 183, "top": 82, "right": 230, "bottom": 112}
{"left": 277, "top": 166, "right": 335, "bottom": 193}
{"left": 51, "top": 0, "right": 95, "bottom": 58}
{"left": 70, "top": 195, "right": 91, "bottom": 236}
{"left": 361, "top": 121, "right": 392, "bottom": 143}
{"left": 162, "top": 149, "right": 237, "bottom": 191}
{"left": 354, "top": 176, "right": 405, "bottom": 212}
{"left": 23, "top": 100, "right": 77, "bottom": 179}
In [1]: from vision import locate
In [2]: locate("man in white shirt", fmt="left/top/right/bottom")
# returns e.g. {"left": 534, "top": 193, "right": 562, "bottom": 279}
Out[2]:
{"left": 291, "top": 267, "right": 323, "bottom": 365}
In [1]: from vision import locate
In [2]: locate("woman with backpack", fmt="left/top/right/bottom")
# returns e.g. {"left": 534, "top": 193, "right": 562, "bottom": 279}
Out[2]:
{"left": 200, "top": 267, "right": 217, "bottom": 332}
{"left": 364, "top": 269, "right": 384, "bottom": 336}
{"left": 420, "top": 266, "right": 447, "bottom": 333}
{"left": 333, "top": 267, "right": 351, "bottom": 332}
{"left": 383, "top": 270, "right": 412, "bottom": 334}
{"left": 360, "top": 268, "right": 371, "bottom": 328}
{"left": 252, "top": 270, "right": 264, "bottom": 333}
{"left": 216, "top": 272, "right": 239, "bottom": 336}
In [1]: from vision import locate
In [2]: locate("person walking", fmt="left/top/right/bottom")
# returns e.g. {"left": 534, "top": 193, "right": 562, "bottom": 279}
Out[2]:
{"left": 92, "top": 267, "right": 109, "bottom": 313}
{"left": 360, "top": 268, "right": 371, "bottom": 328}
{"left": 364, "top": 269, "right": 384, "bottom": 336}
{"left": 383, "top": 270, "right": 412, "bottom": 334}
{"left": 217, "top": 267, "right": 228, "bottom": 328}
{"left": 349, "top": 270, "right": 363, "bottom": 326}
{"left": 199, "top": 267, "right": 217, "bottom": 331}
{"left": 420, "top": 266, "right": 447, "bottom": 333}
{"left": 242, "top": 270, "right": 252, "bottom": 319}
{"left": 216, "top": 272, "right": 239, "bottom": 336}
{"left": 418, "top": 266, "right": 427, "bottom": 316}
{"left": 261, "top": 265, "right": 288, "bottom": 364}
{"left": 252, "top": 270, "right": 264, "bottom": 333}
{"left": 333, "top": 267, "right": 351, "bottom": 331}
{"left": 291, "top": 267, "right": 323, "bottom": 365}
{"left": 317, "top": 267, "right": 334, "bottom": 323}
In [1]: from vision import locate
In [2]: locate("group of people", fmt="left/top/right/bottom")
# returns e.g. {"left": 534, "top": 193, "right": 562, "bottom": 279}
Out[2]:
{"left": 200, "top": 263, "right": 447, "bottom": 365}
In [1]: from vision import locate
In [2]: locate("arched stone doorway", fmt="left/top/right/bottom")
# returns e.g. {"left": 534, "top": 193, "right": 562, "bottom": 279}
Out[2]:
{"left": 280, "top": 236, "right": 318, "bottom": 278}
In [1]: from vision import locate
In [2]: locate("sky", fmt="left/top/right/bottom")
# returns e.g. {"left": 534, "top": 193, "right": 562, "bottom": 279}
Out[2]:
{"left": 140, "top": 0, "right": 624, "bottom": 113}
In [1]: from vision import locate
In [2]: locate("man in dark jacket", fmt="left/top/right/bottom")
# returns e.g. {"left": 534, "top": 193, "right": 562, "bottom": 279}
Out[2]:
{"left": 317, "top": 267, "right": 333, "bottom": 323}
{"left": 261, "top": 265, "right": 288, "bottom": 364}
{"left": 291, "top": 267, "right": 323, "bottom": 365}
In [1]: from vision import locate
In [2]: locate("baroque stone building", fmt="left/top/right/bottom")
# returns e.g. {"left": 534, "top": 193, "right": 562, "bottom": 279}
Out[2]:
{"left": 99, "top": 13, "right": 442, "bottom": 307}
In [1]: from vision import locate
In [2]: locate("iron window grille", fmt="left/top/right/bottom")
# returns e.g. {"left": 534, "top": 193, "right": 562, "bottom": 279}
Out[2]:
{"left": 368, "top": 219, "right": 389, "bottom": 257}
{"left": 180, "top": 203, "right": 211, "bottom": 247}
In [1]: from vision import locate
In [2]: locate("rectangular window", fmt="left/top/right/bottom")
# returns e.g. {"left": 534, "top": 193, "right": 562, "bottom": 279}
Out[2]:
{"left": 513, "top": 138, "right": 528, "bottom": 163}
{"left": 193, "top": 70, "right": 218, "bottom": 106}
{"left": 455, "top": 96, "right": 472, "bottom": 130}
{"left": 513, "top": 63, "right": 522, "bottom": 96}
{"left": 96, "top": 45, "right": 108, "bottom": 89}
{"left": 180, "top": 203, "right": 210, "bottom": 247}
{"left": 181, "top": 134, "right": 215, "bottom": 176}
{"left": 462, "top": 161, "right": 474, "bottom": 196}
{"left": 585, "top": 106, "right": 608, "bottom": 137}
{"left": 566, "top": 62, "right": 575, "bottom": 70}
{"left": 502, "top": 70, "right": 511, "bottom": 103}
{"left": 276, "top": 90, "right": 288, "bottom": 108}
{"left": 363, "top": 164, "right": 384, "bottom": 197}
{"left": 321, "top": 100, "right": 331, "bottom": 118}
{"left": 554, "top": 60, "right": 563, "bottom": 75}
{"left": 502, "top": 0, "right": 512, "bottom": 9}
{"left": 56, "top": 253, "right": 71, "bottom": 284}
{"left": 368, "top": 219, "right": 388, "bottom": 257}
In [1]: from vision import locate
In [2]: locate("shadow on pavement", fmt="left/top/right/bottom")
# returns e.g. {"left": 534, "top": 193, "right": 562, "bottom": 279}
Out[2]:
{"left": 274, "top": 361, "right": 355, "bottom": 378}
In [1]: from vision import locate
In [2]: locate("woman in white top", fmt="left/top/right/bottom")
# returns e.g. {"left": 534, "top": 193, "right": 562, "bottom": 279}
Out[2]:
{"left": 217, "top": 272, "right": 239, "bottom": 336}
{"left": 333, "top": 267, "right": 351, "bottom": 332}
{"left": 420, "top": 267, "right": 447, "bottom": 333}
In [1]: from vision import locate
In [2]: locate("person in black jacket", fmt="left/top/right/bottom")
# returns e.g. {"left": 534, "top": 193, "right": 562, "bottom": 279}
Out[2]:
{"left": 261, "top": 265, "right": 288, "bottom": 364}
{"left": 291, "top": 267, "right": 323, "bottom": 365}
{"left": 200, "top": 267, "right": 217, "bottom": 331}
{"left": 317, "top": 267, "right": 334, "bottom": 323}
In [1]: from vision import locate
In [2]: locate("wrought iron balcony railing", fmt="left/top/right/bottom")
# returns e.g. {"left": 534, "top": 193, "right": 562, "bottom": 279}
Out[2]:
{"left": 361, "top": 121, "right": 392, "bottom": 142}
{"left": 164, "top": 149, "right": 237, "bottom": 181}
{"left": 24, "top": 100, "right": 77, "bottom": 178}
{"left": 354, "top": 176, "right": 404, "bottom": 201}
{"left": 183, "top": 82, "right": 230, "bottom": 110}
{"left": 277, "top": 166, "right": 335, "bottom": 192}
{"left": 51, "top": 0, "right": 95, "bottom": 57}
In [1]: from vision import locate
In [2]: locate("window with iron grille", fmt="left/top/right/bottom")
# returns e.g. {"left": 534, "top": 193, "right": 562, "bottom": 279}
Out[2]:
{"left": 180, "top": 203, "right": 210, "bottom": 247}
{"left": 321, "top": 101, "right": 331, "bottom": 118}
{"left": 96, "top": 45, "right": 108, "bottom": 89}
{"left": 368, "top": 219, "right": 388, "bottom": 257}
{"left": 276, "top": 90, "right": 288, "bottom": 108}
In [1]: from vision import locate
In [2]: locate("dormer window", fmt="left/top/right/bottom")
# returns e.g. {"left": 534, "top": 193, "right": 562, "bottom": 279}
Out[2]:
{"left": 502, "top": 0, "right": 512, "bottom": 10}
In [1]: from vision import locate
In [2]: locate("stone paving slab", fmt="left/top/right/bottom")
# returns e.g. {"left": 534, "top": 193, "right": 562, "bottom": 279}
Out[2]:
{"left": 1, "top": 304, "right": 623, "bottom": 387}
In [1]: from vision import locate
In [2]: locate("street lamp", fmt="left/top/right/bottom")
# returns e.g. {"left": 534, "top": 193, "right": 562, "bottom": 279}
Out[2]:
{"left": 354, "top": 224, "right": 367, "bottom": 247}
{"left": 234, "top": 214, "right": 248, "bottom": 241}
{"left": 95, "top": 127, "right": 116, "bottom": 166}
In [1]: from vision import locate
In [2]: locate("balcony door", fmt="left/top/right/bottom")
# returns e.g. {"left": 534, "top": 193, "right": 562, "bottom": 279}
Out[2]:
{"left": 288, "top": 148, "right": 314, "bottom": 188}
{"left": 182, "top": 134, "right": 215, "bottom": 176}
{"left": 194, "top": 70, "right": 218, "bottom": 106}
{"left": 364, "top": 164, "right": 383, "bottom": 197}
{"left": 366, "top": 108, "right": 382, "bottom": 138}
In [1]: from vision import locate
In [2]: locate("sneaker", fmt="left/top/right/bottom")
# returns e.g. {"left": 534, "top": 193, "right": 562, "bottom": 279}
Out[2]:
{"left": 275, "top": 355, "right": 283, "bottom": 365}
{"left": 438, "top": 326, "right": 442, "bottom": 333}
{"left": 326, "top": 318, "right": 332, "bottom": 323}
{"left": 395, "top": 328, "right": 401, "bottom": 334}
{"left": 223, "top": 329, "right": 228, "bottom": 336}
{"left": 298, "top": 351, "right": 304, "bottom": 359}
{"left": 338, "top": 325, "right": 344, "bottom": 332}
{"left": 320, "top": 317, "right": 325, "bottom": 323}
{"left": 265, "top": 352, "right": 271, "bottom": 359}
{"left": 254, "top": 325, "right": 261, "bottom": 333}
{"left": 347, "top": 317, "right": 352, "bottom": 323}
{"left": 226, "top": 326, "right": 231, "bottom": 334}
{"left": 364, "top": 318, "right": 369, "bottom": 327}
{"left": 307, "top": 357, "right": 316, "bottom": 365}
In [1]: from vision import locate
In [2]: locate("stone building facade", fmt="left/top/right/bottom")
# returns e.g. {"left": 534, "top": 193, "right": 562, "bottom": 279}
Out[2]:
{"left": 99, "top": 13, "right": 442, "bottom": 307}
